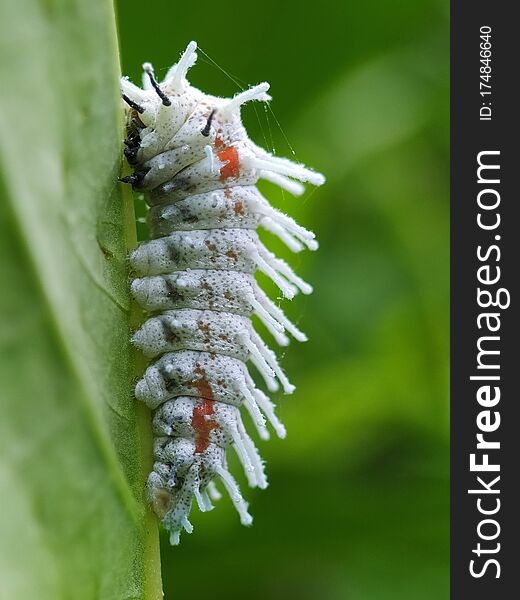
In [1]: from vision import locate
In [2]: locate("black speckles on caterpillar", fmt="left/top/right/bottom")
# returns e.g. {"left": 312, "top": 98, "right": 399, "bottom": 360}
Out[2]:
{"left": 121, "top": 40, "right": 324, "bottom": 545}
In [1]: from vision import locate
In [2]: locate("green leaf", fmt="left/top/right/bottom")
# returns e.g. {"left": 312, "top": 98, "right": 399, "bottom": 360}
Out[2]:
{"left": 0, "top": 1, "right": 162, "bottom": 599}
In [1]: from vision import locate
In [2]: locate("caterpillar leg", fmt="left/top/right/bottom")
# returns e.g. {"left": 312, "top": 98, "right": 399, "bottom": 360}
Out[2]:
{"left": 253, "top": 389, "right": 287, "bottom": 439}
{"left": 236, "top": 418, "right": 268, "bottom": 489}
{"left": 260, "top": 170, "right": 305, "bottom": 196}
{"left": 254, "top": 286, "right": 308, "bottom": 342}
{"left": 239, "top": 331, "right": 278, "bottom": 391}
{"left": 206, "top": 481, "right": 222, "bottom": 501}
{"left": 216, "top": 467, "right": 253, "bottom": 526}
{"left": 257, "top": 244, "right": 313, "bottom": 295}
{"left": 238, "top": 381, "right": 270, "bottom": 440}
{"left": 228, "top": 424, "right": 257, "bottom": 487}
{"left": 249, "top": 330, "right": 295, "bottom": 394}
{"left": 248, "top": 294, "right": 290, "bottom": 346}
{"left": 197, "top": 488, "right": 214, "bottom": 512}
{"left": 252, "top": 248, "right": 298, "bottom": 299}
{"left": 261, "top": 217, "right": 304, "bottom": 253}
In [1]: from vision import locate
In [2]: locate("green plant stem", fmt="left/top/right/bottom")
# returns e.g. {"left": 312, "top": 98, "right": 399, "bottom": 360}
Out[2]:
{"left": 121, "top": 165, "right": 164, "bottom": 599}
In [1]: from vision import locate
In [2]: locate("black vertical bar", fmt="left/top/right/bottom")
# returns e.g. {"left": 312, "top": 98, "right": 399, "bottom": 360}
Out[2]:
{"left": 451, "top": 2, "right": 519, "bottom": 598}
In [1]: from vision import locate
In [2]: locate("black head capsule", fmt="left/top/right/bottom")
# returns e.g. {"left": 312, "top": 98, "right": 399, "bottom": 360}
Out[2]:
{"left": 201, "top": 109, "right": 216, "bottom": 137}
{"left": 143, "top": 62, "right": 172, "bottom": 106}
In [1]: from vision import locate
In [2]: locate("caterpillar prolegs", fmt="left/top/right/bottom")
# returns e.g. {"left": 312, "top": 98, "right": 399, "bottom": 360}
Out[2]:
{"left": 121, "top": 41, "right": 324, "bottom": 545}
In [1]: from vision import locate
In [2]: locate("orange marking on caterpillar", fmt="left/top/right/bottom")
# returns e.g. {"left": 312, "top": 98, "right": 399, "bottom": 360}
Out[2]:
{"left": 218, "top": 147, "right": 240, "bottom": 181}
{"left": 190, "top": 365, "right": 220, "bottom": 453}
{"left": 192, "top": 399, "right": 219, "bottom": 453}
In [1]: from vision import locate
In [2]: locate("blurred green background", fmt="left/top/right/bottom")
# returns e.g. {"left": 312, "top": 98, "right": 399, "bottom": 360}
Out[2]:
{"left": 117, "top": 0, "right": 449, "bottom": 599}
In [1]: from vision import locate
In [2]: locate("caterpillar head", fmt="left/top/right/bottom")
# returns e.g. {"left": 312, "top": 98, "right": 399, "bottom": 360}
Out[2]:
{"left": 121, "top": 41, "right": 323, "bottom": 195}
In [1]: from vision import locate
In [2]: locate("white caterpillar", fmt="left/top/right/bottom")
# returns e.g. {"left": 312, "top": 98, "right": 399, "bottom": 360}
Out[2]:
{"left": 121, "top": 41, "right": 324, "bottom": 545}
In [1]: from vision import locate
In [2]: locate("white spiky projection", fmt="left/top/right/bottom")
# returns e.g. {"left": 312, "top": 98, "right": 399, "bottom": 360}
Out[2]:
{"left": 120, "top": 41, "right": 324, "bottom": 545}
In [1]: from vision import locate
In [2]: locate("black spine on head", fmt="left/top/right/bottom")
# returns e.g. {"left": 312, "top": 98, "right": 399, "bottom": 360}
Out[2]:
{"left": 201, "top": 109, "right": 216, "bottom": 137}
{"left": 144, "top": 65, "right": 172, "bottom": 106}
{"left": 122, "top": 93, "right": 145, "bottom": 114}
